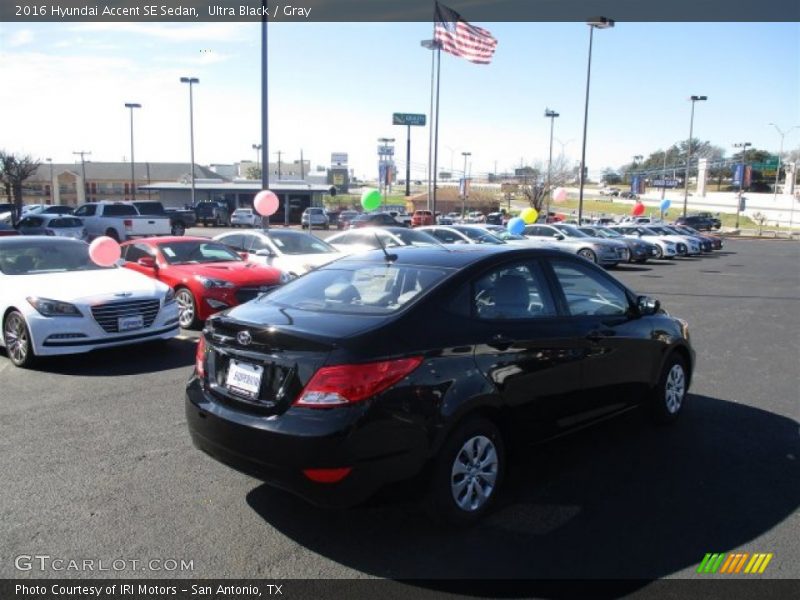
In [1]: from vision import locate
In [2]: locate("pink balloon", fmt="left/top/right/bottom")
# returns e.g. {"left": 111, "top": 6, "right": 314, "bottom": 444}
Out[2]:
{"left": 254, "top": 190, "right": 279, "bottom": 216}
{"left": 89, "top": 236, "right": 121, "bottom": 267}
{"left": 552, "top": 187, "right": 568, "bottom": 202}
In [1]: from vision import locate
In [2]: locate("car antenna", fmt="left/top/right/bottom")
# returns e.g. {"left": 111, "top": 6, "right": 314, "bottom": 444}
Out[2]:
{"left": 374, "top": 233, "right": 397, "bottom": 263}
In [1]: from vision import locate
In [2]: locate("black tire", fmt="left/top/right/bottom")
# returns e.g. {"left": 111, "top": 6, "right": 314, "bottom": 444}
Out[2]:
{"left": 105, "top": 228, "right": 120, "bottom": 242}
{"left": 3, "top": 310, "right": 36, "bottom": 368}
{"left": 171, "top": 222, "right": 186, "bottom": 236}
{"left": 427, "top": 416, "right": 505, "bottom": 526}
{"left": 654, "top": 245, "right": 664, "bottom": 259}
{"left": 650, "top": 354, "right": 688, "bottom": 424}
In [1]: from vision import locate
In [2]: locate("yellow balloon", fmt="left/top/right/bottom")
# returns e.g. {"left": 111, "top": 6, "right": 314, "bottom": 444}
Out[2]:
{"left": 521, "top": 207, "right": 539, "bottom": 224}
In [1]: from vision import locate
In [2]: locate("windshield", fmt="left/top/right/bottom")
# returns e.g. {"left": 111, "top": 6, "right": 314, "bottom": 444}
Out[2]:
{"left": 260, "top": 263, "right": 451, "bottom": 315}
{"left": 390, "top": 228, "right": 443, "bottom": 247}
{"left": 591, "top": 228, "right": 622, "bottom": 239}
{"left": 0, "top": 240, "right": 111, "bottom": 275}
{"left": 455, "top": 227, "right": 506, "bottom": 244}
{"left": 157, "top": 240, "right": 242, "bottom": 265}
{"left": 554, "top": 224, "right": 590, "bottom": 238}
{"left": 265, "top": 231, "right": 337, "bottom": 255}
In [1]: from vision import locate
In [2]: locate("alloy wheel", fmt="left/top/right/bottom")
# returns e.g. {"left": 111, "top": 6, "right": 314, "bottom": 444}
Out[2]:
{"left": 175, "top": 289, "right": 196, "bottom": 329}
{"left": 450, "top": 435, "right": 499, "bottom": 512}
{"left": 664, "top": 363, "right": 686, "bottom": 414}
{"left": 4, "top": 312, "right": 30, "bottom": 366}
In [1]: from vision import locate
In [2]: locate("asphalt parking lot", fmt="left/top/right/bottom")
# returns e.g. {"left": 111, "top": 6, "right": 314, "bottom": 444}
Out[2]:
{"left": 1, "top": 236, "right": 798, "bottom": 584}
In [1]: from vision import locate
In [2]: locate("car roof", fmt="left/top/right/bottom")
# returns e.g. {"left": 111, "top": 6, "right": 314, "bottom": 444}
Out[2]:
{"left": 0, "top": 235, "right": 87, "bottom": 247}
{"left": 333, "top": 244, "right": 574, "bottom": 269}
{"left": 121, "top": 236, "right": 218, "bottom": 245}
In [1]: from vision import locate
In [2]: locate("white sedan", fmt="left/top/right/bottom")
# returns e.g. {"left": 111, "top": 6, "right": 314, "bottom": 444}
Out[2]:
{"left": 213, "top": 229, "right": 342, "bottom": 277}
{"left": 0, "top": 237, "right": 179, "bottom": 368}
{"left": 230, "top": 208, "right": 262, "bottom": 227}
{"left": 326, "top": 226, "right": 443, "bottom": 255}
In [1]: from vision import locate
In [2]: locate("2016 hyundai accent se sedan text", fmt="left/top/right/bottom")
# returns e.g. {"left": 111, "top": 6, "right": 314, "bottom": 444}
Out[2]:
{"left": 186, "top": 245, "right": 695, "bottom": 524}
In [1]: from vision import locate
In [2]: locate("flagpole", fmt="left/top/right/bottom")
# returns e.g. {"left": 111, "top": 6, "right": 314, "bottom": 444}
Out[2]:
{"left": 427, "top": 34, "right": 435, "bottom": 210}
{"left": 432, "top": 44, "right": 441, "bottom": 217}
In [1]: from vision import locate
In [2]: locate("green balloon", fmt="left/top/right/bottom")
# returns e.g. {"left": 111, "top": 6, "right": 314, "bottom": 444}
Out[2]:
{"left": 361, "top": 189, "right": 381, "bottom": 211}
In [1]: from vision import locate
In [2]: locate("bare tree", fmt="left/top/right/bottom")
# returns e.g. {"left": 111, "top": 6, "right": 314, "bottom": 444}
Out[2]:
{"left": 0, "top": 151, "right": 41, "bottom": 225}
{"left": 520, "top": 155, "right": 575, "bottom": 212}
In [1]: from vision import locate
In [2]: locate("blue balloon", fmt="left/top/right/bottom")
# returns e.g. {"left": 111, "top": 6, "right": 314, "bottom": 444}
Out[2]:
{"left": 507, "top": 217, "right": 525, "bottom": 235}
{"left": 660, "top": 198, "right": 671, "bottom": 211}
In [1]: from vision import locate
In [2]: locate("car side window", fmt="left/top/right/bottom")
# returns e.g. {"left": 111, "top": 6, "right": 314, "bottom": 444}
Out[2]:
{"left": 74, "top": 205, "right": 96, "bottom": 217}
{"left": 472, "top": 263, "right": 556, "bottom": 320}
{"left": 550, "top": 259, "right": 630, "bottom": 317}
{"left": 123, "top": 244, "right": 154, "bottom": 263}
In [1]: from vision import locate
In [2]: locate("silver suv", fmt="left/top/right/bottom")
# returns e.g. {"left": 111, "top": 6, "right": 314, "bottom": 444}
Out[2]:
{"left": 301, "top": 207, "right": 330, "bottom": 230}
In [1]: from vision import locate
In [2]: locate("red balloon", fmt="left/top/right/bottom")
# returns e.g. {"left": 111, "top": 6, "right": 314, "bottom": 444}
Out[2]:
{"left": 254, "top": 190, "right": 279, "bottom": 216}
{"left": 632, "top": 202, "right": 645, "bottom": 216}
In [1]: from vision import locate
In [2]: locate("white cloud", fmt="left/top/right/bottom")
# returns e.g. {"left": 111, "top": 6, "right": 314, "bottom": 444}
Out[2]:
{"left": 8, "top": 29, "right": 33, "bottom": 47}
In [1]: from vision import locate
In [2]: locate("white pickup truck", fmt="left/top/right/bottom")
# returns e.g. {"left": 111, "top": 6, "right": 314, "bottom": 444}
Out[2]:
{"left": 73, "top": 201, "right": 172, "bottom": 242}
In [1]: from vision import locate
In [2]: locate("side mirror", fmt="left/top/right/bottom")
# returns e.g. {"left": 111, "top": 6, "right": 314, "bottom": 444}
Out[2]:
{"left": 255, "top": 249, "right": 274, "bottom": 257}
{"left": 137, "top": 257, "right": 157, "bottom": 269}
{"left": 238, "top": 252, "right": 250, "bottom": 260}
{"left": 637, "top": 295, "right": 660, "bottom": 316}
{"left": 554, "top": 234, "right": 565, "bottom": 240}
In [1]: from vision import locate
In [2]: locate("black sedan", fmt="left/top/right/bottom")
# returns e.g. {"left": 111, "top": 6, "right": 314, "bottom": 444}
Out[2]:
{"left": 187, "top": 245, "right": 694, "bottom": 524}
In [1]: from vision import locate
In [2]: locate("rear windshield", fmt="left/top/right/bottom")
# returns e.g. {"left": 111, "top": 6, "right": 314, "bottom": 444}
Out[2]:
{"left": 49, "top": 217, "right": 83, "bottom": 228}
{"left": 261, "top": 263, "right": 450, "bottom": 315}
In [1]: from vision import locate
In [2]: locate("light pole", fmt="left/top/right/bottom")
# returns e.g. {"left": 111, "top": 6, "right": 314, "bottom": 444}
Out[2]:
{"left": 124, "top": 102, "right": 141, "bottom": 200}
{"left": 577, "top": 16, "right": 614, "bottom": 224}
{"left": 734, "top": 142, "right": 751, "bottom": 229}
{"left": 180, "top": 76, "right": 199, "bottom": 206}
{"left": 274, "top": 150, "right": 283, "bottom": 181}
{"left": 72, "top": 150, "right": 91, "bottom": 203}
{"left": 46, "top": 158, "right": 53, "bottom": 204}
{"left": 461, "top": 151, "right": 471, "bottom": 216}
{"left": 683, "top": 95, "right": 707, "bottom": 216}
{"left": 378, "top": 137, "right": 395, "bottom": 206}
{"left": 545, "top": 108, "right": 559, "bottom": 220}
{"left": 252, "top": 143, "right": 262, "bottom": 173}
{"left": 661, "top": 149, "right": 669, "bottom": 200}
{"left": 768, "top": 123, "right": 799, "bottom": 201}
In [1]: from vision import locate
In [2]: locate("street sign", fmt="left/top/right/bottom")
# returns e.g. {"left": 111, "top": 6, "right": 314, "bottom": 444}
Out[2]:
{"left": 392, "top": 113, "right": 426, "bottom": 126}
{"left": 651, "top": 179, "right": 680, "bottom": 188}
{"left": 377, "top": 146, "right": 394, "bottom": 156}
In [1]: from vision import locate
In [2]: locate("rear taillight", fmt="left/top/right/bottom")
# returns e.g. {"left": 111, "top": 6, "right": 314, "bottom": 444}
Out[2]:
{"left": 195, "top": 335, "right": 206, "bottom": 378}
{"left": 294, "top": 357, "right": 423, "bottom": 408}
{"left": 303, "top": 468, "right": 352, "bottom": 483}
{"left": 124, "top": 219, "right": 133, "bottom": 231}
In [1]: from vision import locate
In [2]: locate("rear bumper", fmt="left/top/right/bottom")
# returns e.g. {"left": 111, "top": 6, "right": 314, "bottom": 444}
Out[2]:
{"left": 185, "top": 378, "right": 429, "bottom": 507}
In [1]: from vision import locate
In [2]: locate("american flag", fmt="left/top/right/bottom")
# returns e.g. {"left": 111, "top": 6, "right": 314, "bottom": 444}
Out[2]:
{"left": 434, "top": 2, "right": 497, "bottom": 65}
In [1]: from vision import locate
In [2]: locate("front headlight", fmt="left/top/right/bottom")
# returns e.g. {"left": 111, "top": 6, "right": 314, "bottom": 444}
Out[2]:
{"left": 194, "top": 275, "right": 235, "bottom": 289}
{"left": 279, "top": 271, "right": 296, "bottom": 284}
{"left": 27, "top": 296, "right": 83, "bottom": 317}
{"left": 164, "top": 288, "right": 176, "bottom": 305}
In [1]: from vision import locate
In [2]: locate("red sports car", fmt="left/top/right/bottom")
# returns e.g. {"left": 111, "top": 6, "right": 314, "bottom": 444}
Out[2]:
{"left": 120, "top": 236, "right": 288, "bottom": 328}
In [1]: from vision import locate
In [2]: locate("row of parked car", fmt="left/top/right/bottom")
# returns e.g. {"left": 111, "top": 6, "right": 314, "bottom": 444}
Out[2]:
{"left": 0, "top": 220, "right": 699, "bottom": 524}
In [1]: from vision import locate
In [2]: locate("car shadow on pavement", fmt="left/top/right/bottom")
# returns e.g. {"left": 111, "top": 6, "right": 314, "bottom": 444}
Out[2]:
{"left": 26, "top": 338, "right": 197, "bottom": 376}
{"left": 246, "top": 395, "right": 798, "bottom": 587}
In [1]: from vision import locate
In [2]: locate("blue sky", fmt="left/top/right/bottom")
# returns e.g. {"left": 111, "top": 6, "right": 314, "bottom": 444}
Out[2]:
{"left": 1, "top": 21, "right": 798, "bottom": 180}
